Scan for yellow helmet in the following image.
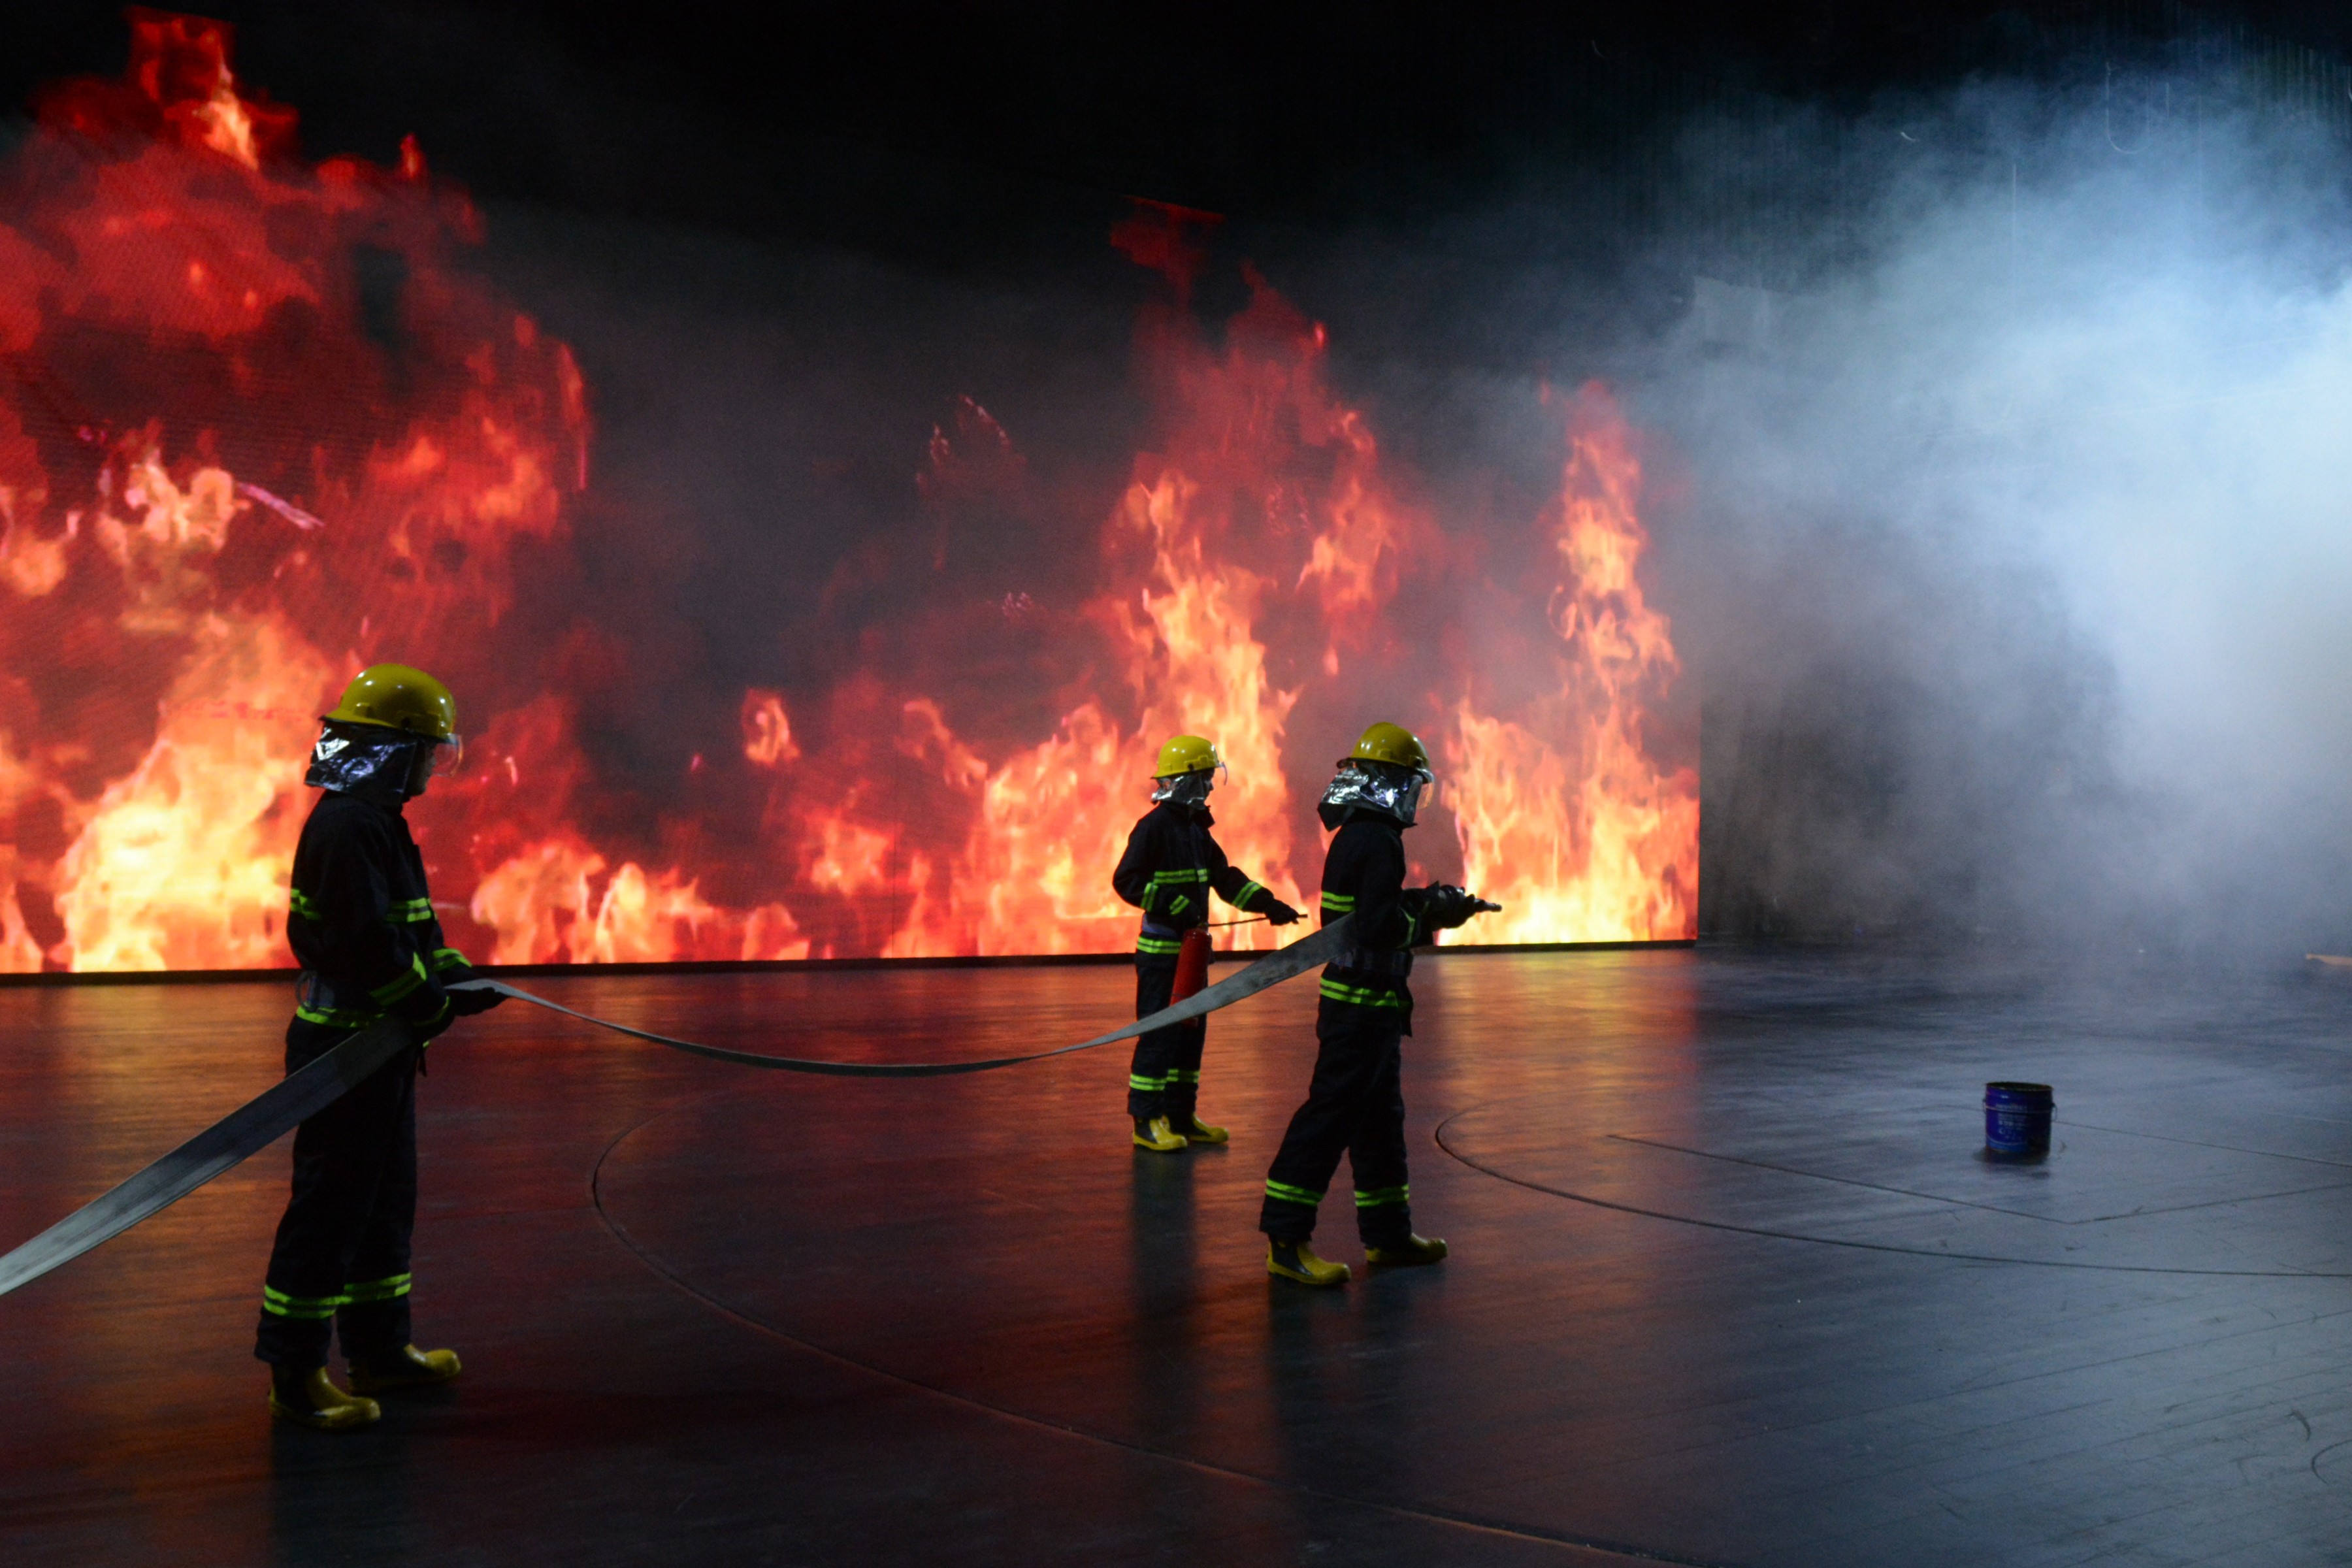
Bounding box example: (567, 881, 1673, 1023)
(1153, 734, 1221, 778)
(325, 664, 457, 743)
(1343, 721, 1429, 773)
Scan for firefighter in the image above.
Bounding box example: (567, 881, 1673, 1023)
(1113, 734, 1301, 1151)
(1259, 722, 1488, 1286)
(255, 664, 504, 1430)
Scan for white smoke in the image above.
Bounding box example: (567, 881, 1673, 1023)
(1639, 76, 2352, 953)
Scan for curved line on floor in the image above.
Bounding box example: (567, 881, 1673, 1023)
(1433, 1107, 2352, 1279)
(1607, 1133, 2352, 1226)
(586, 1095, 1743, 1568)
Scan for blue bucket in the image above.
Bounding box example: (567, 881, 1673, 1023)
(1984, 1082, 2053, 1156)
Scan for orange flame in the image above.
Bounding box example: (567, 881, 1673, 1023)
(1445, 386, 1699, 941)
(467, 840, 720, 965)
(55, 614, 333, 970)
(0, 17, 629, 972)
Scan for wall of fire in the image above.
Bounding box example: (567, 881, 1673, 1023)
(0, 16, 1707, 973)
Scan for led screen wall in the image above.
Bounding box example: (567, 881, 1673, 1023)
(0, 18, 1697, 972)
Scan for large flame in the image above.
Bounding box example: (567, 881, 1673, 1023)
(55, 613, 333, 971)
(947, 468, 1304, 955)
(0, 19, 1697, 973)
(1446, 386, 1699, 941)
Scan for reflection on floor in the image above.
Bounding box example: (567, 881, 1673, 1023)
(5, 949, 2352, 1566)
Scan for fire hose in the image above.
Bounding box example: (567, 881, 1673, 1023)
(0, 916, 1361, 1299)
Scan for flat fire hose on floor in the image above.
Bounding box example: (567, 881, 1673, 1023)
(0, 917, 1352, 1299)
(0, 1019, 417, 1301)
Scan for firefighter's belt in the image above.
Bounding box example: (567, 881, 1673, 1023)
(0, 919, 1354, 1298)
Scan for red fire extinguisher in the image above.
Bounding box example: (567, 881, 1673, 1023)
(1171, 926, 1212, 1002)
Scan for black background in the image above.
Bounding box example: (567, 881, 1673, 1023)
(7, 3, 2349, 246)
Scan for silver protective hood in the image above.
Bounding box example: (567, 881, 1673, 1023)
(1319, 761, 1433, 827)
(1151, 764, 1223, 809)
(305, 723, 426, 800)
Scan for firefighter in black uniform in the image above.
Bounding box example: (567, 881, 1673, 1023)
(255, 664, 504, 1430)
(1260, 723, 1492, 1286)
(1113, 734, 1301, 1151)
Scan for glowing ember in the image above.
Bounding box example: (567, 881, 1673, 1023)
(740, 691, 798, 768)
(0, 17, 1698, 972)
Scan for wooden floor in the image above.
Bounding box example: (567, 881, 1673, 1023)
(5, 948, 2352, 1566)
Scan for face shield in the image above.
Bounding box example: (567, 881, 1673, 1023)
(1319, 759, 1436, 826)
(1151, 762, 1226, 808)
(403, 732, 467, 798)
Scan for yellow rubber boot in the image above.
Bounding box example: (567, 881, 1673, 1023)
(1364, 1234, 1449, 1268)
(268, 1365, 381, 1431)
(1266, 1239, 1350, 1287)
(348, 1344, 463, 1394)
(1183, 1115, 1229, 1145)
(1133, 1116, 1188, 1152)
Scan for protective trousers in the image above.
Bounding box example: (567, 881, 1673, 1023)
(1126, 956, 1207, 1122)
(253, 1021, 419, 1368)
(1258, 998, 1413, 1246)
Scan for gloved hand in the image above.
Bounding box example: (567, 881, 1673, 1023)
(1420, 883, 1478, 931)
(448, 984, 504, 1017)
(1263, 899, 1303, 926)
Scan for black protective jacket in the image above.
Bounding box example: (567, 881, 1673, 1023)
(1112, 801, 1282, 957)
(1316, 806, 1437, 1021)
(287, 791, 474, 1032)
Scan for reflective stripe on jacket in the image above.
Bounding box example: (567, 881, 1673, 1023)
(1111, 800, 1279, 957)
(1317, 813, 1429, 1017)
(286, 791, 474, 1031)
